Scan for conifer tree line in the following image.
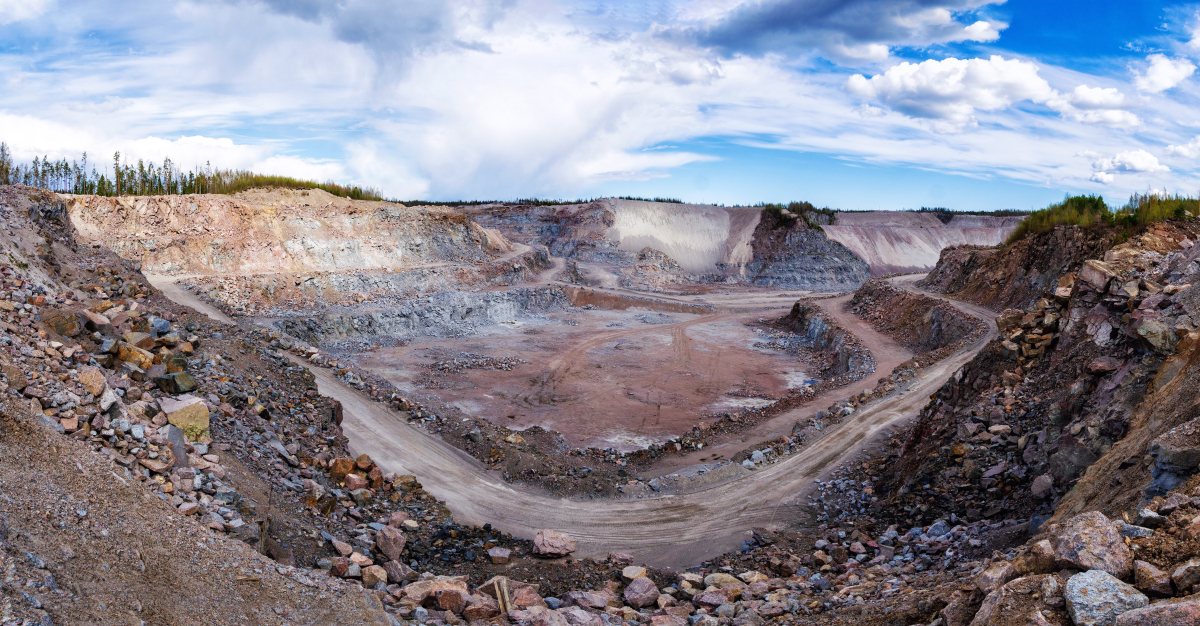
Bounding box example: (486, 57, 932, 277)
(0, 141, 382, 200)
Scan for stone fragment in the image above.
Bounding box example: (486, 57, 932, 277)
(1031, 474, 1054, 499)
(622, 566, 646, 581)
(330, 538, 353, 556)
(117, 342, 154, 369)
(344, 474, 368, 490)
(486, 547, 511, 564)
(375, 525, 406, 562)
(329, 458, 355, 480)
(383, 560, 417, 583)
(532, 529, 575, 557)
(159, 395, 210, 441)
(623, 576, 659, 609)
(1080, 260, 1117, 291)
(1050, 511, 1133, 579)
(976, 561, 1017, 594)
(704, 573, 740, 587)
(362, 564, 388, 588)
(78, 366, 106, 397)
(154, 371, 198, 394)
(1133, 560, 1172, 596)
(1114, 597, 1200, 626)
(1170, 558, 1200, 590)
(1064, 570, 1147, 626)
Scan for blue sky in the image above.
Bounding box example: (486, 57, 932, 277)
(3, 0, 1200, 209)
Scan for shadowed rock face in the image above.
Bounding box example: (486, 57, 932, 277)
(821, 212, 1023, 276)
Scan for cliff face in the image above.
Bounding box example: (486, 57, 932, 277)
(65, 188, 493, 276)
(877, 219, 1200, 531)
(822, 212, 1022, 276)
(919, 225, 1121, 310)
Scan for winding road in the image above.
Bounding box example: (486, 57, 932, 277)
(148, 274, 996, 568)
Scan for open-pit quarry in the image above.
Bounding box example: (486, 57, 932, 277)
(16, 184, 1200, 626)
(60, 189, 1011, 563)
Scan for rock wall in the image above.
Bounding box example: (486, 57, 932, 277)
(822, 212, 1022, 276)
(919, 225, 1120, 311)
(779, 301, 873, 376)
(847, 278, 983, 354)
(277, 286, 571, 345)
(65, 188, 492, 276)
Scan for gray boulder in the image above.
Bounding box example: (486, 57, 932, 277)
(1064, 570, 1148, 626)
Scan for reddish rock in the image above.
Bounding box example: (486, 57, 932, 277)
(1171, 558, 1200, 590)
(624, 577, 660, 609)
(650, 616, 687, 626)
(463, 595, 500, 621)
(368, 465, 384, 488)
(383, 560, 417, 583)
(330, 557, 349, 577)
(486, 547, 511, 564)
(532, 529, 576, 557)
(329, 458, 355, 480)
(362, 564, 388, 588)
(436, 589, 466, 614)
(375, 526, 406, 561)
(692, 591, 727, 609)
(331, 538, 354, 556)
(355, 453, 374, 470)
(1115, 598, 1200, 626)
(344, 473, 368, 490)
(388, 510, 410, 527)
(1134, 560, 1172, 596)
(511, 584, 547, 610)
(1049, 511, 1133, 579)
(976, 561, 1017, 594)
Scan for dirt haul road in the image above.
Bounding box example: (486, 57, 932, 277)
(149, 275, 996, 568)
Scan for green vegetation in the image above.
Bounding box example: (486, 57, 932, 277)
(1004, 193, 1198, 245)
(758, 201, 838, 229)
(0, 142, 382, 200)
(912, 206, 1030, 224)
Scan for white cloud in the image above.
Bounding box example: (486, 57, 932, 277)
(1067, 85, 1128, 109)
(1134, 54, 1195, 93)
(1045, 85, 1140, 128)
(0, 0, 52, 24)
(846, 56, 1054, 132)
(1166, 136, 1200, 158)
(1087, 149, 1169, 183)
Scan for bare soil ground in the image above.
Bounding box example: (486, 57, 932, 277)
(357, 308, 813, 450)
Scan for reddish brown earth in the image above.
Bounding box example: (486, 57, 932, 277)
(357, 308, 814, 450)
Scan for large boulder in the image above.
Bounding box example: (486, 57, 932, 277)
(1115, 597, 1200, 626)
(159, 395, 210, 441)
(532, 529, 576, 557)
(1064, 570, 1148, 626)
(976, 561, 1017, 594)
(1049, 512, 1133, 579)
(624, 577, 660, 609)
(375, 526, 406, 562)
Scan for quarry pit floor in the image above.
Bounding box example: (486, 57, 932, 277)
(355, 307, 817, 451)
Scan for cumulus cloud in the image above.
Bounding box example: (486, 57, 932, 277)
(679, 0, 1006, 64)
(1134, 54, 1195, 92)
(1046, 85, 1140, 127)
(846, 56, 1053, 131)
(1166, 136, 1200, 158)
(1087, 149, 1168, 184)
(0, 0, 52, 24)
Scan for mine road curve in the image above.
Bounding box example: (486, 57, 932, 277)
(148, 274, 997, 568)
